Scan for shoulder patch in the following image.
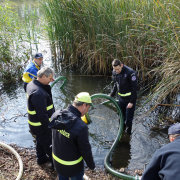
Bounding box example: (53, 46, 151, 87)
(131, 73, 135, 76)
(131, 76, 136, 81)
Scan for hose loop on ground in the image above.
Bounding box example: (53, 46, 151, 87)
(91, 94, 141, 180)
(50, 77, 141, 179)
(0, 141, 23, 180)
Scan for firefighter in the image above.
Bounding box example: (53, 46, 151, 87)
(26, 66, 55, 166)
(110, 59, 138, 135)
(142, 123, 180, 180)
(22, 53, 43, 92)
(49, 92, 95, 180)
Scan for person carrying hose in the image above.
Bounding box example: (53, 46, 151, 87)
(49, 92, 95, 180)
(22, 53, 43, 92)
(110, 59, 138, 135)
(26, 66, 55, 167)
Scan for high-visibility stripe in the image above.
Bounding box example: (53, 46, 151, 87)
(53, 153, 83, 165)
(28, 109, 36, 115)
(118, 92, 131, 97)
(28, 120, 41, 126)
(47, 104, 53, 111)
(28, 118, 50, 126)
(28, 104, 53, 115)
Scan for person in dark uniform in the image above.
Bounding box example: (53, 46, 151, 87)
(22, 53, 43, 92)
(49, 92, 95, 180)
(110, 59, 138, 135)
(141, 123, 180, 180)
(26, 66, 55, 166)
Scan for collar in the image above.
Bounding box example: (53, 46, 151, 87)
(32, 60, 40, 70)
(32, 78, 52, 97)
(67, 104, 81, 118)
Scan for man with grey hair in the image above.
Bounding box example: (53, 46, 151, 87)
(49, 92, 95, 180)
(26, 66, 55, 167)
(141, 123, 180, 180)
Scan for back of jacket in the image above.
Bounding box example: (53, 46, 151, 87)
(141, 136, 180, 180)
(49, 105, 95, 177)
(27, 78, 55, 135)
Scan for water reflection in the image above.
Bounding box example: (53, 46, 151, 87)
(112, 133, 131, 169)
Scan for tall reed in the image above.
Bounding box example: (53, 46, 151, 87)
(43, 0, 180, 104)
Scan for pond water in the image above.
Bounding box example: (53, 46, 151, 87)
(0, 0, 170, 173)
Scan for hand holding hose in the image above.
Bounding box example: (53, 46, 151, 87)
(127, 103, 133, 108)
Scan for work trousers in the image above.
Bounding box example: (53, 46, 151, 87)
(58, 169, 84, 180)
(118, 99, 136, 129)
(36, 132, 53, 164)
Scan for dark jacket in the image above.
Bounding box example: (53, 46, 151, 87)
(26, 78, 55, 136)
(110, 65, 138, 103)
(141, 136, 180, 180)
(49, 105, 95, 177)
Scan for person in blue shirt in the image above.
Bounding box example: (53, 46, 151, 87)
(141, 123, 180, 180)
(22, 53, 43, 92)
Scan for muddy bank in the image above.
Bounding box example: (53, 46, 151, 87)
(0, 143, 144, 180)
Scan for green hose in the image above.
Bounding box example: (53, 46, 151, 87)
(50, 77, 141, 179)
(91, 94, 141, 180)
(50, 76, 67, 89)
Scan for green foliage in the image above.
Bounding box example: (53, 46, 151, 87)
(0, 1, 44, 83)
(0, 1, 29, 83)
(42, 0, 180, 104)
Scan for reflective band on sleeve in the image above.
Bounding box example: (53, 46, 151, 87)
(28, 120, 41, 126)
(28, 109, 36, 115)
(27, 104, 53, 115)
(53, 153, 83, 165)
(49, 118, 51, 122)
(118, 92, 131, 97)
(47, 104, 53, 111)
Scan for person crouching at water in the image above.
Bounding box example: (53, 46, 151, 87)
(141, 123, 180, 180)
(49, 92, 95, 180)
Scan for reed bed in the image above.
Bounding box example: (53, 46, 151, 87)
(0, 1, 43, 83)
(42, 0, 180, 104)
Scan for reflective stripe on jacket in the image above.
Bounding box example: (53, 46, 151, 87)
(111, 65, 138, 103)
(27, 78, 55, 135)
(49, 105, 95, 177)
(22, 61, 40, 83)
